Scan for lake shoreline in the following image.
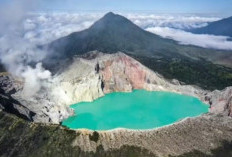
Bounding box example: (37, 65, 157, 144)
(62, 90, 209, 130)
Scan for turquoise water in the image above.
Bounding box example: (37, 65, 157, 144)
(62, 90, 208, 130)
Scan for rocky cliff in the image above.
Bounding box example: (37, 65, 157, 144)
(205, 87, 232, 116)
(52, 52, 207, 105)
(1, 111, 232, 157)
(0, 73, 72, 124)
(1, 51, 232, 123)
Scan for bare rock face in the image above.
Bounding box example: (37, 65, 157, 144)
(50, 57, 104, 105)
(12, 91, 73, 124)
(0, 73, 72, 124)
(100, 55, 143, 92)
(0, 74, 34, 120)
(205, 87, 232, 116)
(98, 52, 206, 98)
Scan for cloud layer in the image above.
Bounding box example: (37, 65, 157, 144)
(21, 12, 223, 44)
(126, 13, 220, 30)
(23, 12, 103, 44)
(19, 12, 232, 51)
(146, 27, 232, 50)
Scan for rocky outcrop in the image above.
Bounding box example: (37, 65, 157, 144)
(0, 73, 72, 124)
(98, 52, 206, 98)
(0, 73, 34, 120)
(1, 111, 232, 157)
(51, 57, 104, 105)
(1, 51, 232, 124)
(205, 87, 232, 116)
(12, 90, 72, 124)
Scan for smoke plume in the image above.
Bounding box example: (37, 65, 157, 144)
(0, 0, 51, 97)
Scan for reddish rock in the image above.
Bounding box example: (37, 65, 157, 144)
(100, 55, 147, 93)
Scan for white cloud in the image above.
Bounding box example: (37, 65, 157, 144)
(22, 13, 103, 44)
(146, 27, 232, 50)
(125, 13, 220, 30)
(21, 63, 51, 97)
(21, 12, 222, 45)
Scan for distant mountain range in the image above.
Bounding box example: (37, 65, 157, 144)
(190, 16, 232, 37)
(46, 12, 232, 90)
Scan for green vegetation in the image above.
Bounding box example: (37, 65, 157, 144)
(89, 131, 99, 142)
(170, 141, 232, 157)
(0, 111, 155, 157)
(131, 54, 232, 90)
(1, 111, 232, 157)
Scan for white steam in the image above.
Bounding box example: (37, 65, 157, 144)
(0, 0, 51, 97)
(21, 63, 51, 97)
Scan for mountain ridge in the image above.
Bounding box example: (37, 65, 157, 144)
(190, 16, 232, 37)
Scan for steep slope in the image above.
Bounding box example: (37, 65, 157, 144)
(47, 12, 232, 66)
(46, 12, 232, 90)
(1, 111, 232, 157)
(0, 73, 72, 124)
(48, 12, 178, 58)
(191, 16, 232, 37)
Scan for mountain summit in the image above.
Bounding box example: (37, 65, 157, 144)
(89, 12, 144, 32)
(48, 12, 176, 58)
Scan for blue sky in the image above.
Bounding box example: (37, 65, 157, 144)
(1, 0, 232, 15)
(37, 0, 232, 14)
